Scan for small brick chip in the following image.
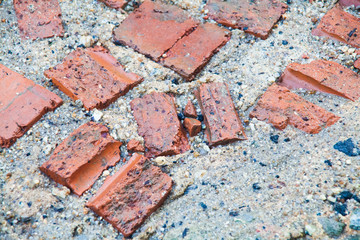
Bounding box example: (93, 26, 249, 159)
(40, 122, 122, 196)
(195, 82, 246, 146)
(127, 139, 145, 152)
(278, 60, 360, 101)
(86, 153, 172, 237)
(0, 64, 62, 148)
(98, 0, 128, 9)
(355, 58, 360, 70)
(44, 46, 143, 110)
(184, 100, 197, 118)
(250, 84, 340, 134)
(183, 118, 202, 137)
(14, 0, 64, 40)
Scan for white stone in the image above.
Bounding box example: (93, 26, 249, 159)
(92, 109, 103, 121)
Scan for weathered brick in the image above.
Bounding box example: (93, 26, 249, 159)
(278, 60, 360, 101)
(184, 100, 197, 118)
(98, 0, 127, 9)
(113, 0, 199, 61)
(312, 6, 360, 48)
(160, 23, 231, 81)
(249, 84, 340, 134)
(44, 46, 143, 110)
(183, 118, 201, 137)
(195, 82, 246, 146)
(86, 153, 172, 237)
(130, 92, 190, 157)
(14, 0, 64, 40)
(355, 58, 360, 69)
(205, 0, 287, 39)
(127, 139, 145, 152)
(40, 122, 122, 196)
(338, 0, 360, 7)
(0, 64, 62, 148)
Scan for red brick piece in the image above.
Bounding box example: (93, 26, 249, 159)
(205, 0, 287, 40)
(130, 92, 190, 157)
(249, 84, 340, 134)
(40, 122, 122, 196)
(160, 23, 231, 81)
(113, 0, 199, 61)
(312, 6, 360, 48)
(338, 0, 360, 7)
(195, 82, 246, 146)
(278, 60, 360, 101)
(98, 0, 128, 9)
(183, 118, 201, 137)
(44, 46, 143, 110)
(127, 139, 145, 152)
(14, 0, 64, 40)
(0, 64, 62, 148)
(86, 153, 172, 237)
(184, 100, 197, 118)
(355, 58, 360, 69)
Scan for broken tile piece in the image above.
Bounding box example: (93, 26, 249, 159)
(127, 139, 145, 152)
(184, 100, 197, 118)
(312, 6, 360, 48)
(184, 118, 201, 137)
(44, 46, 143, 110)
(113, 0, 199, 61)
(338, 0, 360, 7)
(14, 0, 64, 40)
(130, 92, 190, 157)
(249, 84, 340, 134)
(40, 122, 122, 196)
(195, 82, 246, 146)
(0, 64, 62, 148)
(205, 0, 287, 39)
(160, 23, 231, 81)
(278, 60, 360, 101)
(98, 0, 128, 9)
(86, 153, 172, 237)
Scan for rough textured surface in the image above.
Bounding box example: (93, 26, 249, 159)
(183, 118, 201, 137)
(40, 122, 122, 196)
(0, 64, 62, 148)
(44, 46, 143, 110)
(184, 100, 197, 118)
(98, 0, 127, 9)
(250, 84, 340, 134)
(338, 0, 360, 7)
(13, 0, 64, 40)
(127, 139, 145, 152)
(355, 58, 360, 69)
(130, 92, 190, 157)
(86, 153, 172, 237)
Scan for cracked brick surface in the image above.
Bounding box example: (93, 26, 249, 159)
(0, 64, 63, 148)
(127, 139, 145, 153)
(338, 0, 360, 7)
(98, 0, 127, 9)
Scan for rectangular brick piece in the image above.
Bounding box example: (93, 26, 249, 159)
(0, 64, 62, 148)
(205, 0, 287, 39)
(14, 0, 64, 40)
(86, 153, 172, 237)
(249, 84, 340, 134)
(44, 46, 143, 110)
(98, 0, 128, 9)
(113, 0, 199, 61)
(195, 82, 246, 146)
(312, 6, 360, 48)
(278, 60, 360, 101)
(160, 23, 231, 81)
(130, 92, 190, 157)
(40, 122, 122, 196)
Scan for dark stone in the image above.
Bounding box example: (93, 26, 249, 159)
(270, 135, 279, 144)
(200, 202, 207, 210)
(334, 203, 348, 216)
(334, 138, 360, 157)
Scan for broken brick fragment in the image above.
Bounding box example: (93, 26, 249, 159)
(183, 118, 201, 137)
(98, 0, 128, 9)
(338, 0, 360, 7)
(205, 0, 287, 39)
(312, 6, 360, 48)
(113, 0, 199, 61)
(0, 64, 62, 148)
(249, 84, 340, 134)
(40, 122, 122, 196)
(184, 100, 197, 118)
(14, 0, 64, 40)
(86, 153, 172, 237)
(160, 23, 231, 81)
(278, 60, 360, 101)
(195, 82, 246, 146)
(130, 92, 190, 157)
(355, 59, 360, 69)
(44, 46, 143, 110)
(127, 139, 145, 152)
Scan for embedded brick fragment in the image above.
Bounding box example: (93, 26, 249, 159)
(278, 60, 360, 101)
(86, 153, 172, 237)
(44, 46, 143, 110)
(184, 100, 197, 118)
(205, 0, 287, 39)
(40, 122, 122, 196)
(0, 64, 62, 148)
(127, 139, 145, 152)
(338, 0, 360, 7)
(160, 23, 231, 81)
(355, 59, 360, 69)
(113, 0, 199, 61)
(183, 118, 201, 137)
(130, 92, 190, 157)
(249, 84, 340, 134)
(14, 0, 64, 40)
(195, 82, 246, 146)
(98, 0, 127, 9)
(312, 6, 360, 48)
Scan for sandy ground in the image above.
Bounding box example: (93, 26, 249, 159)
(1, 0, 360, 239)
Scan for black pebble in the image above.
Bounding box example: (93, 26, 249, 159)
(284, 138, 290, 142)
(171, 78, 179, 85)
(182, 228, 189, 238)
(229, 210, 239, 217)
(282, 40, 289, 45)
(252, 183, 261, 191)
(338, 191, 353, 201)
(199, 202, 207, 210)
(334, 138, 360, 156)
(197, 114, 204, 122)
(324, 160, 333, 167)
(334, 203, 348, 216)
(178, 112, 185, 120)
(270, 135, 279, 144)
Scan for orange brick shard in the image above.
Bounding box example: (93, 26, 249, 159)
(98, 0, 128, 9)
(44, 46, 143, 110)
(249, 84, 340, 134)
(184, 100, 197, 118)
(183, 118, 201, 137)
(86, 153, 172, 237)
(127, 139, 145, 152)
(355, 58, 360, 69)
(0, 64, 62, 148)
(40, 122, 122, 196)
